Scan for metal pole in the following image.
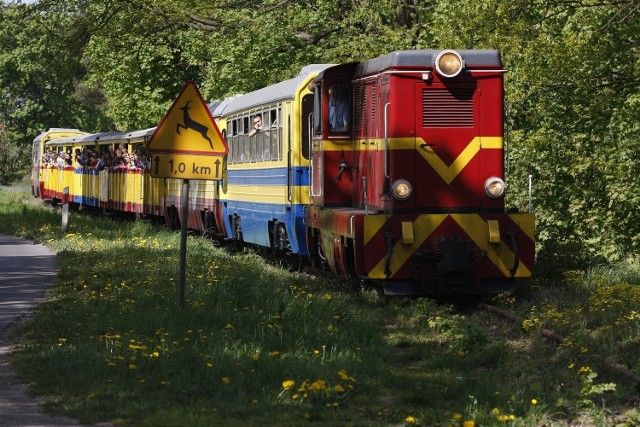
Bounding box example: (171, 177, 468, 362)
(528, 174, 532, 213)
(178, 179, 189, 306)
(61, 186, 69, 233)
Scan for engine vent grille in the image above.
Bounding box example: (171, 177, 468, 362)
(354, 85, 365, 132)
(422, 88, 474, 128)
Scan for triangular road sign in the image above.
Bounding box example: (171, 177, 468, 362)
(147, 81, 228, 156)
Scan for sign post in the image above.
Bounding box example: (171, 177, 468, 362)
(61, 186, 69, 233)
(178, 179, 189, 305)
(146, 81, 228, 305)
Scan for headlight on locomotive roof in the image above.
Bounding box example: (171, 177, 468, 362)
(485, 177, 506, 199)
(435, 50, 464, 78)
(392, 180, 413, 201)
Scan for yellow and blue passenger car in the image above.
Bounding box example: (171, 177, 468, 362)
(213, 65, 332, 255)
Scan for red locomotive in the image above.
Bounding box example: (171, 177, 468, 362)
(306, 50, 534, 294)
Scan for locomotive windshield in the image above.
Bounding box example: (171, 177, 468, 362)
(327, 83, 351, 133)
(312, 83, 322, 134)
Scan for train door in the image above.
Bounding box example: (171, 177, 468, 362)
(31, 138, 42, 196)
(299, 94, 313, 204)
(309, 88, 323, 206)
(414, 82, 480, 209)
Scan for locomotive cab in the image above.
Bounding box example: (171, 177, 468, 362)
(309, 63, 358, 208)
(306, 50, 535, 294)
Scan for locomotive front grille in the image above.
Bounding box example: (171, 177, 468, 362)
(422, 88, 474, 128)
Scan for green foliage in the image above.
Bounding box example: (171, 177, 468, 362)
(1, 0, 639, 262)
(0, 2, 113, 136)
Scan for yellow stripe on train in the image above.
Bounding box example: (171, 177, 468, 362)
(323, 136, 502, 185)
(220, 185, 310, 205)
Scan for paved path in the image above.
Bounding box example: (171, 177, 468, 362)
(0, 233, 84, 426)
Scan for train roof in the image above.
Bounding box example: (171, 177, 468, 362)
(354, 49, 502, 78)
(33, 128, 85, 143)
(213, 64, 333, 117)
(44, 127, 156, 147)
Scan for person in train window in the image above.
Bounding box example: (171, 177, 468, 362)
(248, 114, 269, 137)
(328, 85, 350, 133)
(55, 153, 66, 168)
(74, 149, 85, 167)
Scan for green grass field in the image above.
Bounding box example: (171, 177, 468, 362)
(1, 189, 639, 426)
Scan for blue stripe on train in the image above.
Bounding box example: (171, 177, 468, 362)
(223, 200, 308, 257)
(227, 166, 309, 186)
(73, 168, 99, 206)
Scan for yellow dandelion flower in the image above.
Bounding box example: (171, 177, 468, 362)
(453, 413, 463, 420)
(206, 362, 213, 368)
(282, 380, 295, 390)
(531, 399, 538, 405)
(491, 407, 500, 415)
(251, 354, 260, 361)
(463, 421, 475, 427)
(222, 377, 230, 384)
(334, 385, 345, 393)
(338, 370, 349, 381)
(405, 415, 417, 424)
(310, 379, 327, 392)
(128, 364, 137, 370)
(578, 366, 592, 375)
(268, 351, 280, 357)
(327, 324, 335, 332)
(224, 323, 234, 329)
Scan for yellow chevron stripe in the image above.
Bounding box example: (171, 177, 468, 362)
(368, 214, 447, 279)
(508, 213, 535, 242)
(451, 214, 532, 277)
(324, 136, 502, 184)
(363, 215, 390, 245)
(417, 137, 502, 184)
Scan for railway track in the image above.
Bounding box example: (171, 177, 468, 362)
(479, 302, 640, 384)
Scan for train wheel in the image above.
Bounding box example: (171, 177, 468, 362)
(203, 210, 216, 237)
(168, 206, 180, 230)
(269, 221, 288, 257)
(230, 215, 244, 251)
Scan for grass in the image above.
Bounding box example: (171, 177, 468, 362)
(1, 188, 639, 426)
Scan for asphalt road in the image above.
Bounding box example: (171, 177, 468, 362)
(0, 233, 85, 426)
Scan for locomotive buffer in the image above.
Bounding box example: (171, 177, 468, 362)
(146, 81, 228, 305)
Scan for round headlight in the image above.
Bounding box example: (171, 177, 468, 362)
(392, 179, 412, 201)
(435, 50, 464, 78)
(485, 177, 506, 199)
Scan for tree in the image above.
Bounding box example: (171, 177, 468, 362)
(0, 1, 112, 182)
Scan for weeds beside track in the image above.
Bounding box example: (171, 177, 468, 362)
(1, 188, 639, 426)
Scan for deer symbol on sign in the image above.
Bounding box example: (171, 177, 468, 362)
(176, 100, 213, 149)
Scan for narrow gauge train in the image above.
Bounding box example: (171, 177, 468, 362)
(32, 49, 535, 295)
